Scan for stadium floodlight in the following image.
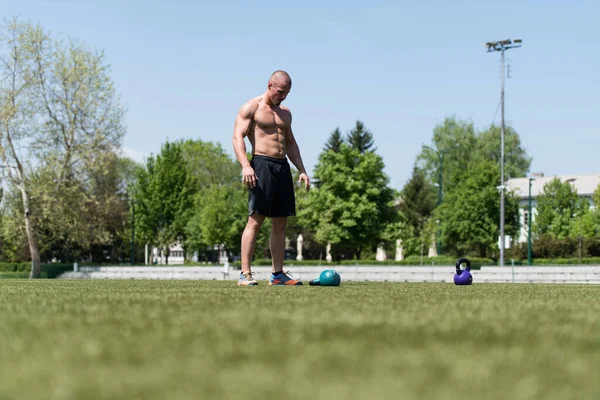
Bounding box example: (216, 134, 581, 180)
(485, 39, 523, 267)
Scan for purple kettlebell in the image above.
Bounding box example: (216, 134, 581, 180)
(454, 257, 473, 285)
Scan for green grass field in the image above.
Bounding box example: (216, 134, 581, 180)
(1, 280, 599, 400)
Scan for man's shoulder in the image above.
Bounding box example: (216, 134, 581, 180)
(279, 105, 292, 116)
(239, 97, 261, 117)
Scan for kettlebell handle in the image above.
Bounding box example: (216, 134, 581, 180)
(455, 258, 470, 274)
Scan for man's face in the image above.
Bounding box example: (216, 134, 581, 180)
(268, 81, 291, 106)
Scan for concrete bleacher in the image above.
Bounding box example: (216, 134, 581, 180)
(57, 265, 600, 284)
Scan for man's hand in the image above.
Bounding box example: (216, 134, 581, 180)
(298, 172, 311, 191)
(242, 165, 257, 188)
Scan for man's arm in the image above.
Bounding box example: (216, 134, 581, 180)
(232, 101, 258, 187)
(284, 112, 310, 191)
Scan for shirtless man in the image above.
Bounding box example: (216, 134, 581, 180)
(232, 70, 310, 286)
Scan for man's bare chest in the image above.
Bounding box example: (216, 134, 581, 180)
(253, 106, 289, 131)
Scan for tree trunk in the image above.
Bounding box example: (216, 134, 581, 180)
(20, 189, 42, 278)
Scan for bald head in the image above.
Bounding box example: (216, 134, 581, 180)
(269, 70, 292, 87)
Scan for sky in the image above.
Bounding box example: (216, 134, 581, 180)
(1, 0, 598, 190)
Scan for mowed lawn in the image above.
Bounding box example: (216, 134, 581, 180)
(1, 279, 599, 400)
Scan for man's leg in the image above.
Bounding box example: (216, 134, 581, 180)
(241, 214, 266, 273)
(269, 217, 302, 286)
(269, 217, 287, 273)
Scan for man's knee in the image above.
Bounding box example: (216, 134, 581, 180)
(246, 214, 266, 233)
(271, 217, 287, 233)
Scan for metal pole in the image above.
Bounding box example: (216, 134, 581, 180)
(486, 40, 522, 266)
(528, 178, 533, 265)
(499, 48, 506, 267)
(131, 198, 135, 265)
(437, 153, 443, 255)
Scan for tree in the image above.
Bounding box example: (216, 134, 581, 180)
(0, 19, 125, 277)
(417, 117, 531, 197)
(398, 165, 438, 255)
(185, 183, 247, 257)
(347, 120, 375, 153)
(475, 124, 532, 179)
(324, 127, 343, 153)
(415, 117, 531, 257)
(417, 117, 478, 195)
(179, 139, 259, 260)
(30, 152, 129, 263)
(436, 160, 520, 258)
(135, 141, 193, 263)
(180, 139, 239, 189)
(0, 188, 29, 261)
(534, 178, 593, 239)
(594, 184, 600, 230)
(298, 142, 399, 259)
(569, 200, 596, 240)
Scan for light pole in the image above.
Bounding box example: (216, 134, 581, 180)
(486, 39, 522, 267)
(528, 177, 534, 265)
(422, 143, 460, 255)
(131, 196, 135, 265)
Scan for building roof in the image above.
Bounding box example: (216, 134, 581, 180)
(506, 174, 600, 199)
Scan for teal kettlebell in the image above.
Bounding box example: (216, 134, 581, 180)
(309, 269, 341, 286)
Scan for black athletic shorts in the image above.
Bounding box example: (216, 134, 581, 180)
(248, 155, 296, 217)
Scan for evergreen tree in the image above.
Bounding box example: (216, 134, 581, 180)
(347, 120, 375, 153)
(324, 127, 344, 153)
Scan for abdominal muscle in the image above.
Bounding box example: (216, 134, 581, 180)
(248, 125, 287, 159)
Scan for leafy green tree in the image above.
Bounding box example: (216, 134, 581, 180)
(0, 19, 125, 277)
(185, 183, 247, 256)
(418, 117, 531, 197)
(569, 200, 596, 239)
(180, 139, 239, 189)
(398, 165, 437, 255)
(179, 139, 257, 260)
(118, 157, 145, 264)
(415, 117, 531, 257)
(135, 141, 193, 263)
(298, 142, 399, 259)
(534, 178, 581, 239)
(0, 189, 29, 262)
(436, 160, 520, 257)
(594, 184, 600, 209)
(475, 124, 532, 179)
(324, 128, 344, 153)
(37, 151, 132, 259)
(347, 120, 375, 153)
(417, 117, 478, 195)
(593, 184, 600, 230)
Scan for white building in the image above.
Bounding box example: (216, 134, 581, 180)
(151, 242, 185, 265)
(506, 173, 600, 243)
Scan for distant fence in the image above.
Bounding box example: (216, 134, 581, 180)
(57, 265, 600, 284)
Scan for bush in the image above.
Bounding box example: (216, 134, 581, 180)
(531, 235, 600, 259)
(0, 263, 81, 278)
(0, 272, 30, 279)
(0, 262, 31, 272)
(42, 264, 75, 279)
(531, 258, 600, 266)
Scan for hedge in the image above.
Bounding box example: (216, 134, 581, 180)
(530, 257, 600, 266)
(0, 263, 75, 278)
(0, 262, 30, 272)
